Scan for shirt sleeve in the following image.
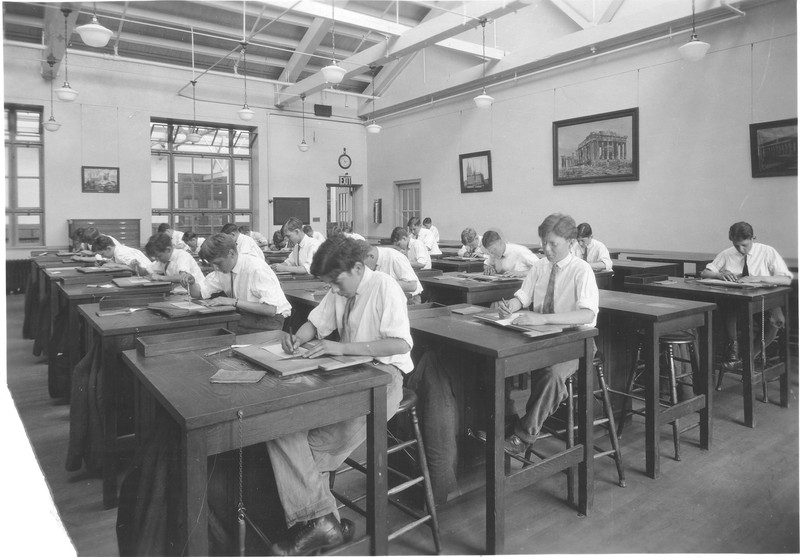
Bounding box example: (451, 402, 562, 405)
(284, 246, 300, 266)
(458, 245, 468, 256)
(199, 271, 225, 299)
(299, 242, 320, 274)
(377, 280, 413, 351)
(767, 246, 793, 278)
(308, 292, 339, 339)
(705, 250, 727, 274)
(173, 252, 205, 284)
(597, 243, 613, 271)
(575, 264, 600, 320)
(249, 266, 292, 316)
(514, 265, 540, 308)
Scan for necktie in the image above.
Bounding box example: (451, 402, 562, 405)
(341, 295, 356, 343)
(230, 272, 236, 298)
(542, 264, 558, 314)
(581, 247, 587, 261)
(742, 255, 749, 277)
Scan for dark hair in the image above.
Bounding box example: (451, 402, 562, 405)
(461, 227, 477, 245)
(538, 213, 577, 241)
(71, 227, 85, 241)
(302, 224, 314, 237)
(144, 233, 173, 257)
(481, 229, 502, 248)
(182, 231, 197, 243)
(406, 217, 421, 229)
(423, 217, 432, 226)
(92, 235, 115, 253)
(157, 223, 170, 233)
(239, 225, 251, 235)
(284, 217, 304, 233)
(220, 223, 239, 235)
(310, 237, 368, 279)
(728, 221, 754, 242)
(200, 233, 237, 261)
(328, 226, 343, 238)
(576, 223, 593, 239)
(391, 226, 410, 243)
(82, 227, 101, 242)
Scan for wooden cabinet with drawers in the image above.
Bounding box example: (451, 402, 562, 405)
(68, 219, 141, 248)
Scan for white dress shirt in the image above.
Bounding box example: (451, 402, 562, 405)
(571, 238, 613, 271)
(309, 267, 414, 373)
(406, 237, 432, 269)
(376, 247, 423, 297)
(171, 230, 187, 250)
(417, 227, 442, 255)
(284, 234, 322, 274)
(487, 242, 538, 274)
(200, 253, 291, 317)
(458, 236, 489, 259)
(236, 232, 265, 260)
(705, 242, 792, 278)
(149, 248, 205, 285)
(513, 253, 599, 327)
(111, 244, 152, 272)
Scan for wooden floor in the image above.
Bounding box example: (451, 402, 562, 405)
(3, 291, 799, 555)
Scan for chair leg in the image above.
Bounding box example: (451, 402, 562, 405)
(665, 344, 681, 462)
(565, 377, 576, 507)
(617, 342, 643, 437)
(409, 405, 442, 554)
(595, 362, 626, 488)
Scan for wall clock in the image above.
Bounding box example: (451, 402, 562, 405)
(338, 148, 352, 170)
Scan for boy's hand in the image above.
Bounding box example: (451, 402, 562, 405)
(497, 299, 513, 318)
(484, 265, 496, 275)
(512, 311, 547, 326)
(280, 332, 301, 354)
(179, 272, 195, 288)
(719, 270, 739, 282)
(303, 340, 344, 358)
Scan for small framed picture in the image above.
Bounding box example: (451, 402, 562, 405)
(81, 166, 120, 193)
(749, 118, 797, 178)
(553, 108, 639, 185)
(459, 151, 492, 193)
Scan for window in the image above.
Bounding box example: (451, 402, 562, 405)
(5, 106, 45, 247)
(396, 180, 421, 227)
(150, 121, 255, 237)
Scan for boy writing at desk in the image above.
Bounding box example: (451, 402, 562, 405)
(144, 233, 205, 288)
(572, 222, 613, 271)
(700, 221, 792, 368)
(185, 233, 291, 332)
(495, 213, 599, 454)
(482, 229, 538, 277)
(269, 236, 409, 555)
(92, 235, 151, 275)
(272, 216, 322, 275)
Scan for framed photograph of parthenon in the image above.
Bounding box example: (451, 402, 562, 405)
(553, 108, 639, 185)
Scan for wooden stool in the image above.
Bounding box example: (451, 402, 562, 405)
(330, 388, 441, 554)
(519, 354, 626, 494)
(615, 331, 699, 461)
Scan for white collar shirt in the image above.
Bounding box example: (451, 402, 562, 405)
(376, 247, 423, 296)
(458, 236, 489, 259)
(236, 233, 265, 260)
(418, 227, 442, 255)
(171, 230, 186, 250)
(406, 237, 432, 269)
(284, 234, 322, 273)
(488, 242, 539, 274)
(149, 248, 205, 284)
(706, 242, 792, 278)
(112, 244, 152, 272)
(308, 267, 414, 373)
(199, 253, 291, 317)
(570, 238, 613, 271)
(513, 253, 599, 327)
(312, 231, 326, 243)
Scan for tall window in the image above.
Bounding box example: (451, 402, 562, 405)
(396, 180, 421, 227)
(150, 120, 255, 237)
(5, 106, 44, 247)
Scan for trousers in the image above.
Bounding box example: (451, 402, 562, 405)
(265, 363, 404, 527)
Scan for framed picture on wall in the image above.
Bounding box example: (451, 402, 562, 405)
(81, 166, 120, 193)
(459, 150, 492, 193)
(749, 118, 798, 178)
(553, 108, 639, 185)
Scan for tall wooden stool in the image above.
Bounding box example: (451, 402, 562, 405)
(615, 331, 699, 461)
(330, 388, 441, 554)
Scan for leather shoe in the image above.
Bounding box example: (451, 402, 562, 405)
(504, 434, 531, 455)
(271, 512, 344, 556)
(340, 518, 355, 543)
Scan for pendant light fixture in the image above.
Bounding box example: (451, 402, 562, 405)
(238, 42, 255, 120)
(76, 3, 112, 48)
(187, 29, 201, 143)
(473, 18, 494, 108)
(678, 0, 710, 62)
(298, 94, 310, 152)
(321, 0, 346, 84)
(365, 66, 381, 134)
(55, 8, 79, 102)
(43, 58, 61, 132)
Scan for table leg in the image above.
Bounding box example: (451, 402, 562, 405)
(102, 338, 120, 509)
(699, 311, 713, 449)
(780, 293, 790, 408)
(645, 325, 661, 479)
(739, 303, 756, 428)
(577, 338, 595, 515)
(367, 385, 388, 556)
(183, 429, 209, 556)
(485, 364, 506, 555)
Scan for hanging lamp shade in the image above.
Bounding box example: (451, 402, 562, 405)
(238, 105, 255, 121)
(45, 59, 61, 131)
(365, 122, 382, 134)
(321, 62, 346, 84)
(679, 35, 710, 61)
(474, 89, 494, 108)
(44, 115, 61, 132)
(55, 83, 79, 102)
(298, 139, 310, 152)
(187, 129, 201, 143)
(474, 19, 493, 109)
(76, 15, 112, 47)
(56, 8, 79, 102)
(298, 94, 310, 152)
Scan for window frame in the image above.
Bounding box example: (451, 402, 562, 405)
(5, 104, 45, 248)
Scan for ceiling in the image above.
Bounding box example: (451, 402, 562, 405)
(3, 1, 767, 119)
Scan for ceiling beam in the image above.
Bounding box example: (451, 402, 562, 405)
(41, 2, 81, 79)
(597, 0, 626, 25)
(274, 0, 530, 108)
(548, 0, 592, 30)
(279, 17, 328, 83)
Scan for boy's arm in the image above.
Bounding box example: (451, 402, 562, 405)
(513, 308, 595, 326)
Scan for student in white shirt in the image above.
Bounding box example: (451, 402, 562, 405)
(391, 226, 431, 270)
(363, 242, 424, 303)
(267, 237, 409, 555)
(157, 223, 187, 250)
(701, 221, 792, 367)
(571, 222, 613, 271)
(144, 233, 205, 287)
(408, 217, 441, 256)
(72, 227, 120, 263)
(482, 229, 538, 277)
(423, 217, 442, 255)
(272, 217, 322, 275)
(458, 227, 488, 259)
(182, 232, 205, 255)
(303, 224, 326, 244)
(186, 233, 291, 332)
(221, 222, 264, 260)
(92, 235, 151, 275)
(239, 224, 269, 247)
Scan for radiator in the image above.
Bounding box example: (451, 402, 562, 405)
(6, 259, 31, 294)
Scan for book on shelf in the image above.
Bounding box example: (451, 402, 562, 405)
(473, 311, 569, 338)
(147, 300, 237, 318)
(233, 340, 372, 377)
